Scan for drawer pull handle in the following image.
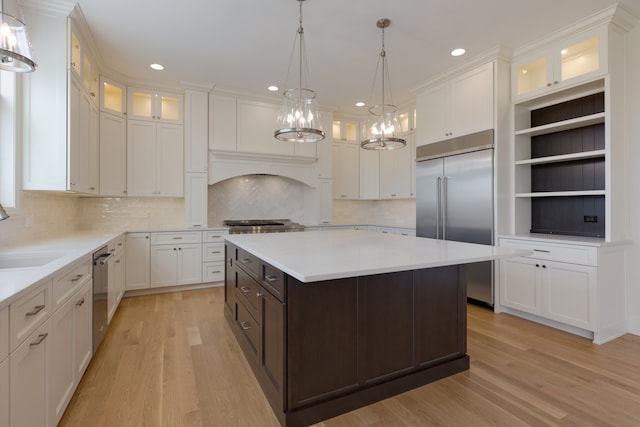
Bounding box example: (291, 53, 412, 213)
(173, 237, 183, 240)
(241, 258, 251, 264)
(30, 333, 48, 346)
(240, 286, 251, 293)
(265, 274, 279, 282)
(211, 251, 221, 254)
(240, 321, 251, 330)
(76, 298, 85, 307)
(26, 305, 45, 317)
(210, 270, 221, 274)
(533, 249, 551, 253)
(256, 292, 264, 298)
(71, 274, 84, 282)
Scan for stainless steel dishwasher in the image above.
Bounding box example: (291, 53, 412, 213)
(92, 246, 111, 352)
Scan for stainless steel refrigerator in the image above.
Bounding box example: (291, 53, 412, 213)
(416, 129, 495, 307)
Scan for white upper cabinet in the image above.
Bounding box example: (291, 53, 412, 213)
(236, 99, 293, 156)
(100, 77, 127, 116)
(210, 94, 237, 151)
(332, 119, 359, 143)
(184, 89, 209, 173)
(127, 87, 183, 124)
(512, 27, 607, 102)
(99, 111, 127, 196)
(416, 62, 494, 146)
(22, 4, 100, 194)
(127, 121, 184, 197)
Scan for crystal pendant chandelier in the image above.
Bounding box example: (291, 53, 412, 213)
(274, 0, 325, 143)
(0, 0, 36, 72)
(361, 19, 405, 150)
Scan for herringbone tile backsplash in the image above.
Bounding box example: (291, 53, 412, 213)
(208, 175, 305, 226)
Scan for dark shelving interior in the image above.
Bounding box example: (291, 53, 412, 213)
(528, 92, 606, 237)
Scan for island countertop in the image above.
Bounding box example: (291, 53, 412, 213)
(225, 229, 529, 282)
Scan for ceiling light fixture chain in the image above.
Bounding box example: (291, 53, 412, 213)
(274, 0, 325, 144)
(361, 18, 406, 151)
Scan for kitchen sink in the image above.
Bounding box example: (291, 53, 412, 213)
(0, 252, 67, 269)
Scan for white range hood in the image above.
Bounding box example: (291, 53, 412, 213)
(208, 150, 318, 188)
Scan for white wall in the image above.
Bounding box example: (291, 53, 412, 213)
(625, 23, 640, 335)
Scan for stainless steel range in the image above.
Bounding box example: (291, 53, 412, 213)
(223, 219, 305, 234)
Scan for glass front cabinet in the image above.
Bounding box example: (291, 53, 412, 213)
(512, 27, 606, 102)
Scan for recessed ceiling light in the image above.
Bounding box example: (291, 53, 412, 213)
(451, 48, 466, 57)
(355, 101, 365, 107)
(268, 85, 279, 92)
(150, 63, 164, 71)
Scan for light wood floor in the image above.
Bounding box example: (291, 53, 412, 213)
(59, 287, 640, 427)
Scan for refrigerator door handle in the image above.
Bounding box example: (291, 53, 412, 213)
(442, 176, 448, 240)
(436, 176, 442, 240)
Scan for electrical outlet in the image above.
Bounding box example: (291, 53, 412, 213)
(584, 215, 598, 223)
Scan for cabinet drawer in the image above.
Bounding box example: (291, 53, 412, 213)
(499, 238, 597, 266)
(202, 243, 224, 262)
(262, 263, 286, 302)
(204, 231, 227, 243)
(236, 267, 261, 321)
(52, 256, 91, 309)
(151, 231, 202, 245)
(0, 306, 8, 361)
(235, 300, 259, 358)
(236, 248, 259, 279)
(10, 278, 53, 352)
(108, 234, 125, 253)
(203, 261, 225, 282)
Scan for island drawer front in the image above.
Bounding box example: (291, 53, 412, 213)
(236, 267, 261, 321)
(10, 278, 53, 352)
(499, 238, 597, 266)
(150, 231, 203, 245)
(0, 306, 7, 361)
(262, 263, 286, 302)
(235, 301, 259, 357)
(236, 248, 259, 279)
(52, 256, 92, 310)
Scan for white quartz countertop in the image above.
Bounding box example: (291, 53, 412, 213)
(225, 229, 529, 282)
(0, 231, 123, 308)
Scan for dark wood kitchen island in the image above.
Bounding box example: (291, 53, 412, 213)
(224, 229, 525, 427)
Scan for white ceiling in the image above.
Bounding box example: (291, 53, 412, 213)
(76, 0, 640, 117)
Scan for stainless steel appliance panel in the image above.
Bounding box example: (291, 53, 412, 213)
(92, 246, 111, 353)
(416, 130, 495, 307)
(416, 158, 444, 240)
(443, 149, 494, 245)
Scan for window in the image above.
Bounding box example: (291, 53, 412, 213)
(0, 70, 18, 212)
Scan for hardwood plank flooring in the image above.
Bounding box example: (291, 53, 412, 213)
(59, 287, 640, 427)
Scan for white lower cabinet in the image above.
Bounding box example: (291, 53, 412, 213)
(1, 306, 8, 427)
(125, 232, 151, 290)
(499, 237, 624, 343)
(202, 230, 227, 283)
(10, 318, 53, 427)
(50, 279, 92, 425)
(107, 235, 125, 322)
(150, 232, 203, 287)
(0, 356, 8, 427)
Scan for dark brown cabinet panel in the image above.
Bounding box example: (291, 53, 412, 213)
(260, 288, 286, 412)
(287, 277, 359, 409)
(414, 265, 465, 366)
(358, 271, 414, 384)
(224, 245, 236, 316)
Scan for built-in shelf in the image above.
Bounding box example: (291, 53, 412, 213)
(515, 112, 605, 137)
(515, 149, 605, 165)
(516, 190, 606, 198)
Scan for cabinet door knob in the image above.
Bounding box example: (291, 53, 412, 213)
(240, 321, 251, 330)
